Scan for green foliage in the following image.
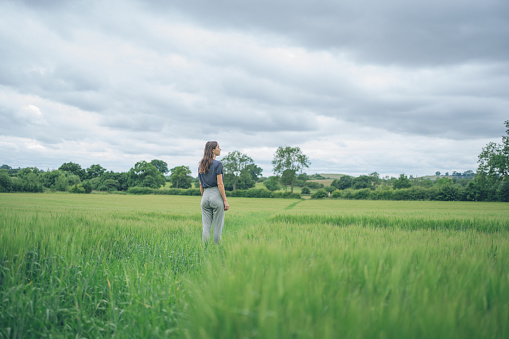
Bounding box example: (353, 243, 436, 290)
(150, 159, 169, 174)
(68, 184, 86, 193)
(0, 169, 12, 192)
(311, 188, 328, 199)
(496, 178, 509, 202)
(85, 164, 106, 179)
(169, 165, 193, 189)
(301, 186, 310, 194)
(16, 167, 44, 192)
(128, 161, 166, 189)
(272, 146, 310, 193)
(393, 174, 412, 189)
(306, 181, 324, 189)
(59, 162, 86, 180)
(332, 176, 352, 190)
(223, 150, 259, 191)
(263, 176, 281, 191)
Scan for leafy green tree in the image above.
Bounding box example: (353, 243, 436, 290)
(128, 161, 166, 189)
(41, 170, 62, 189)
(476, 120, 509, 200)
(224, 171, 255, 191)
(170, 165, 192, 189)
(280, 169, 295, 191)
(59, 162, 86, 180)
(263, 176, 281, 191)
(86, 164, 106, 179)
(223, 151, 257, 191)
(16, 167, 43, 192)
(0, 169, 12, 192)
(352, 175, 372, 189)
(393, 174, 412, 189)
(496, 178, 509, 202)
(332, 176, 352, 190)
(150, 159, 169, 175)
(272, 146, 310, 193)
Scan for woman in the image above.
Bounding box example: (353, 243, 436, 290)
(198, 141, 229, 244)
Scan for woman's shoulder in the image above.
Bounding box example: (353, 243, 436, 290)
(213, 159, 222, 165)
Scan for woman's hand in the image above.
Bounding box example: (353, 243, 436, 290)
(224, 200, 230, 211)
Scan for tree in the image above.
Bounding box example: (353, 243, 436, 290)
(332, 176, 352, 190)
(477, 120, 509, 180)
(263, 176, 281, 191)
(272, 146, 310, 193)
(59, 162, 86, 180)
(474, 120, 509, 200)
(0, 169, 12, 192)
(16, 167, 43, 192)
(223, 151, 257, 191)
(170, 165, 192, 189)
(150, 159, 169, 175)
(352, 175, 372, 189)
(393, 174, 412, 189)
(86, 164, 106, 179)
(128, 161, 166, 189)
(435, 171, 441, 176)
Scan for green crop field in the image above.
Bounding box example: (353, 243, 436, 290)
(1, 194, 508, 338)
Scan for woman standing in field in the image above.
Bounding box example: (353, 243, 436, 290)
(198, 141, 229, 244)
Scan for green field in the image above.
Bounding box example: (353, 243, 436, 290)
(1, 194, 508, 338)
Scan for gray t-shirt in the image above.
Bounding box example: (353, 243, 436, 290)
(198, 159, 223, 188)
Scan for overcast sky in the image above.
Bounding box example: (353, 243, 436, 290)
(1, 0, 508, 178)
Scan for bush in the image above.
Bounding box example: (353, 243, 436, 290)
(306, 182, 324, 189)
(68, 184, 86, 194)
(352, 188, 371, 200)
(301, 187, 310, 194)
(128, 187, 155, 194)
(311, 189, 328, 199)
(331, 190, 342, 199)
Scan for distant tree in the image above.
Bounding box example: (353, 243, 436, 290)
(332, 176, 352, 190)
(1, 164, 12, 170)
(16, 167, 43, 192)
(128, 161, 166, 189)
(86, 164, 106, 179)
(435, 171, 441, 176)
(263, 176, 281, 191)
(223, 151, 257, 191)
(0, 169, 12, 192)
(169, 165, 192, 189)
(41, 170, 63, 189)
(272, 146, 310, 193)
(393, 174, 412, 189)
(445, 172, 450, 176)
(301, 186, 310, 194)
(59, 162, 86, 180)
(352, 175, 372, 189)
(477, 120, 509, 179)
(150, 159, 169, 175)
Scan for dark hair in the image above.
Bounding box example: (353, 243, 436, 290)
(199, 141, 218, 174)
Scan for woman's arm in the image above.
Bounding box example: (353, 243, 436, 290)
(216, 174, 229, 211)
(200, 182, 204, 196)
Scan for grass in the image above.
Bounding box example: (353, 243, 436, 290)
(1, 193, 508, 338)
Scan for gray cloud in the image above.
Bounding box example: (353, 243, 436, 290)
(0, 0, 507, 176)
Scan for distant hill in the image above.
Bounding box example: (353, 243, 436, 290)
(319, 173, 348, 180)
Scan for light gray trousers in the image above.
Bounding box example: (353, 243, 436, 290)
(201, 186, 225, 244)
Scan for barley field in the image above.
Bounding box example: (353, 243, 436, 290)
(1, 193, 508, 338)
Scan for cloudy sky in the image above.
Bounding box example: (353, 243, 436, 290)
(1, 0, 508, 178)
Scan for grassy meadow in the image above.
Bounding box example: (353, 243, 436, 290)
(1, 193, 508, 338)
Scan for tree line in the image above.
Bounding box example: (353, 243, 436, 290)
(1, 121, 508, 201)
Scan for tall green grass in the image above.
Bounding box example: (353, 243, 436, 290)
(1, 194, 508, 338)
